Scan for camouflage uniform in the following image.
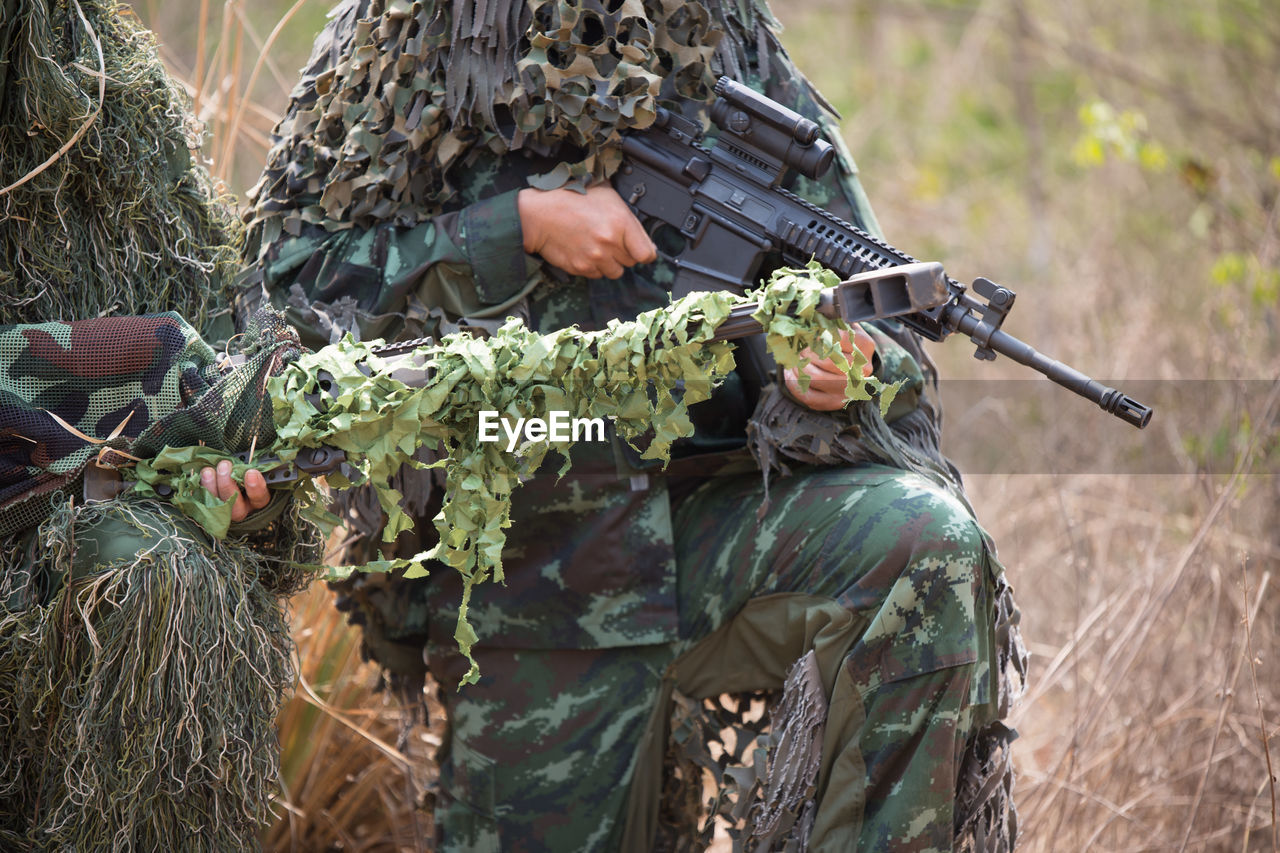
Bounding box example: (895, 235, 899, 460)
(243, 1, 1026, 850)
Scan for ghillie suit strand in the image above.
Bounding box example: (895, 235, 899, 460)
(0, 3, 314, 850)
(0, 0, 242, 334)
(0, 310, 319, 852)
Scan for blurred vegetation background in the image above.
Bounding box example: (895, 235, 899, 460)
(131, 0, 1278, 849)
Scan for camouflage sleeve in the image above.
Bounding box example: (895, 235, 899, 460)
(249, 189, 539, 348)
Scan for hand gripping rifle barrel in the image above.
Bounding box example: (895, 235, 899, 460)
(614, 76, 1153, 428)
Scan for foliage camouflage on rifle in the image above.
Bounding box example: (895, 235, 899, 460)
(140, 269, 889, 684)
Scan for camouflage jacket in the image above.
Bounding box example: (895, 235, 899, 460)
(244, 0, 950, 651)
(0, 313, 301, 541)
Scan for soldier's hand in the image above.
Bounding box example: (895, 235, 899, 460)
(200, 460, 271, 523)
(518, 183, 657, 279)
(784, 325, 877, 411)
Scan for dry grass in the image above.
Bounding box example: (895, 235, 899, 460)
(967, 471, 1278, 851)
(128, 0, 1279, 849)
(267, 581, 438, 853)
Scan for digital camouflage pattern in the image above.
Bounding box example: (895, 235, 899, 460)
(418, 465, 1023, 852)
(246, 0, 1028, 849)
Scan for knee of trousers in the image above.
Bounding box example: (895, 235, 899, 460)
(887, 481, 987, 593)
(834, 476, 990, 691)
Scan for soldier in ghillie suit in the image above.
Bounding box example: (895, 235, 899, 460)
(0, 2, 319, 849)
(242, 1, 1028, 850)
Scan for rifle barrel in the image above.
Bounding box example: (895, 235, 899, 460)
(947, 310, 1153, 428)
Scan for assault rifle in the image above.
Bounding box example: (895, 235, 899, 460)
(80, 261, 952, 502)
(613, 77, 1152, 428)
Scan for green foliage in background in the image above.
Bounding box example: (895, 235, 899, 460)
(1070, 101, 1168, 172)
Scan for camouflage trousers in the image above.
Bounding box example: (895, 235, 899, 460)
(426, 464, 1005, 852)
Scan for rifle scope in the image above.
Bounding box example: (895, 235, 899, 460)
(710, 77, 835, 181)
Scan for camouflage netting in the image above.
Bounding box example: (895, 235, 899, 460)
(244, 0, 781, 243)
(0, 0, 243, 333)
(0, 311, 304, 537)
(656, 653, 827, 852)
(655, 582, 1027, 853)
